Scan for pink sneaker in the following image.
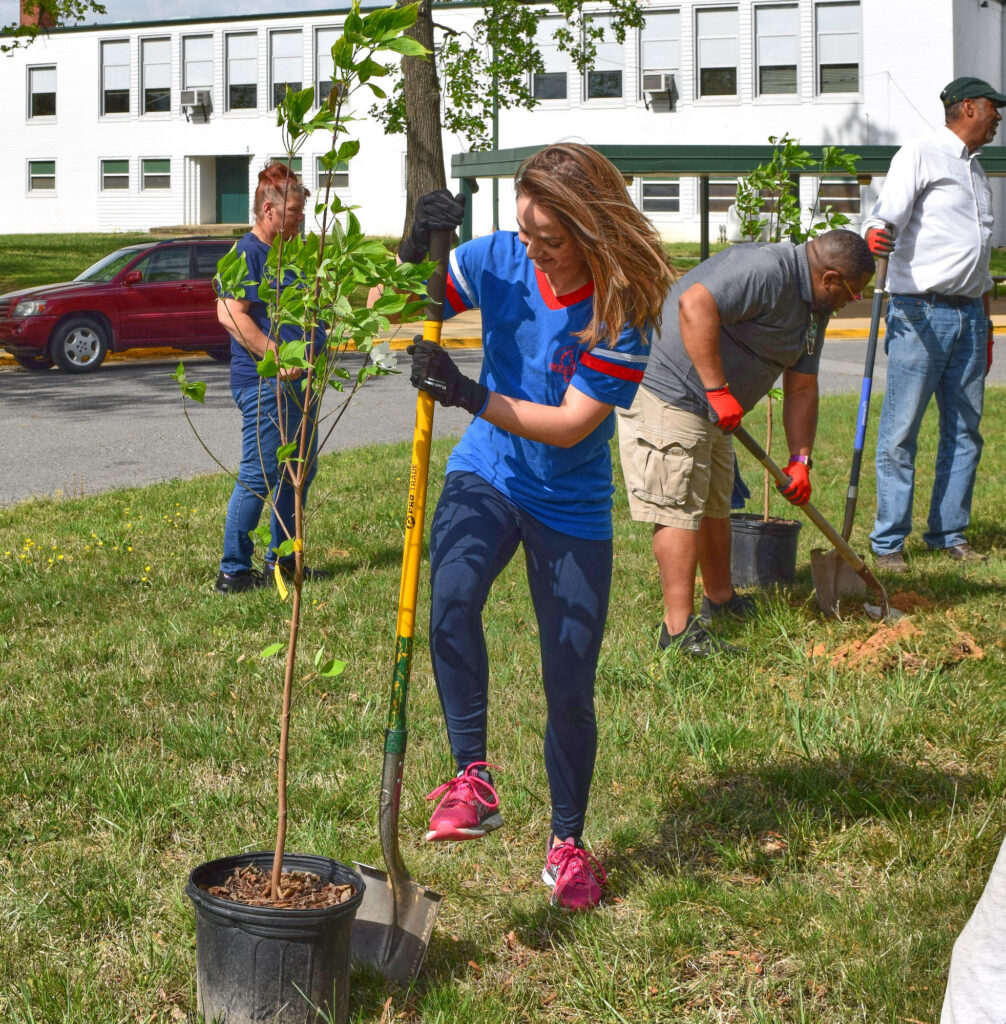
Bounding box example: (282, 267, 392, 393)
(542, 836, 606, 909)
(425, 762, 503, 842)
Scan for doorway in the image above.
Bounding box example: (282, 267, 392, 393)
(215, 156, 250, 223)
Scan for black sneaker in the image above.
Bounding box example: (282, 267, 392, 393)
(215, 568, 269, 594)
(658, 615, 746, 657)
(699, 591, 757, 623)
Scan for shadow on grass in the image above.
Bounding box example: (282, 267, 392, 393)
(612, 754, 983, 890)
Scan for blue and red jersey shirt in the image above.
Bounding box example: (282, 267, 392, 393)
(443, 231, 650, 540)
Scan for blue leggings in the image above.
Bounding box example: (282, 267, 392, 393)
(428, 471, 612, 839)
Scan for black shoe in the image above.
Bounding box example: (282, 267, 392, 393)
(658, 615, 746, 657)
(699, 591, 757, 624)
(215, 568, 269, 593)
(267, 560, 333, 582)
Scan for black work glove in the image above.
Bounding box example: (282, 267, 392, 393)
(398, 190, 467, 265)
(407, 337, 488, 416)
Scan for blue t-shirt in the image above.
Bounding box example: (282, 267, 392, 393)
(443, 232, 650, 540)
(226, 232, 324, 390)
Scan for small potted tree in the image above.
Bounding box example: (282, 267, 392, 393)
(729, 134, 858, 587)
(174, 5, 431, 1022)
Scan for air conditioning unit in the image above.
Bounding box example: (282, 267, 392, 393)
(180, 89, 211, 109)
(642, 72, 675, 95)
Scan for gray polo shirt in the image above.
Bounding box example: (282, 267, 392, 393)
(642, 241, 827, 418)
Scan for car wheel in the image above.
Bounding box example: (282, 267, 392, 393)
(12, 352, 54, 371)
(206, 345, 232, 363)
(50, 317, 108, 374)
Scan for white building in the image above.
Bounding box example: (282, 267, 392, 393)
(3, 0, 1006, 241)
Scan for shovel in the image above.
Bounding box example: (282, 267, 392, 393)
(732, 425, 893, 620)
(810, 247, 890, 615)
(350, 229, 453, 985)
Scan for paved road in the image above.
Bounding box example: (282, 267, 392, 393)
(0, 350, 481, 507)
(2, 340, 1003, 507)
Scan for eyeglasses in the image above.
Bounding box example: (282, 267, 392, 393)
(839, 275, 862, 302)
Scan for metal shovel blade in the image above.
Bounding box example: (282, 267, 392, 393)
(350, 862, 442, 986)
(810, 546, 867, 617)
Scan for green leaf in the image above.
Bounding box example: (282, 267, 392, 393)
(276, 441, 299, 462)
(259, 642, 285, 659)
(768, 387, 784, 402)
(318, 658, 347, 678)
(251, 524, 271, 548)
(173, 363, 207, 404)
(381, 36, 428, 57)
(256, 350, 279, 378)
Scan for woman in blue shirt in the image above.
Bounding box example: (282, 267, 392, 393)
(215, 162, 326, 593)
(405, 144, 673, 909)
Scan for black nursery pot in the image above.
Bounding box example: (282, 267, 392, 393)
(187, 852, 365, 1024)
(730, 513, 802, 588)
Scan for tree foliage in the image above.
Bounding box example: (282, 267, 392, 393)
(1, 1, 106, 53)
(374, 0, 646, 152)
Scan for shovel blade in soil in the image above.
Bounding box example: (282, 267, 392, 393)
(350, 862, 441, 985)
(810, 546, 868, 617)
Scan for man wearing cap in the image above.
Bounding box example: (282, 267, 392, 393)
(863, 76, 1004, 572)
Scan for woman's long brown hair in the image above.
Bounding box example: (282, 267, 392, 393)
(515, 143, 674, 349)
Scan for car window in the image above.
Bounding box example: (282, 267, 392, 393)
(133, 247, 192, 283)
(75, 248, 149, 283)
(195, 244, 234, 279)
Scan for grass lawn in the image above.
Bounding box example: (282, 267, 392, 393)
(1, 384, 1003, 1023)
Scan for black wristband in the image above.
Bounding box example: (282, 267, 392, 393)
(456, 377, 489, 417)
(398, 237, 425, 265)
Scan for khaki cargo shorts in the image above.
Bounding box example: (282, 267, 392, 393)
(617, 384, 735, 530)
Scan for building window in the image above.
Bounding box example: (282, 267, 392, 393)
(28, 160, 55, 191)
(101, 39, 130, 115)
(586, 15, 624, 99)
(816, 1, 861, 94)
(141, 158, 171, 190)
(641, 179, 680, 213)
(183, 35, 213, 91)
(271, 29, 302, 108)
(639, 10, 680, 89)
(316, 156, 349, 190)
(141, 37, 171, 114)
(101, 159, 129, 190)
(696, 7, 738, 98)
(28, 65, 56, 118)
(817, 178, 860, 214)
(532, 17, 567, 100)
(316, 26, 339, 103)
(708, 178, 738, 212)
(756, 4, 799, 95)
(227, 32, 258, 110)
(271, 156, 303, 176)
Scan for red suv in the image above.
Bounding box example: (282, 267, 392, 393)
(0, 238, 235, 373)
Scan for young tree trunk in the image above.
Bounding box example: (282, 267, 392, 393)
(401, 0, 446, 238)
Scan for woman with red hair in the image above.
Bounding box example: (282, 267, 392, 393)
(214, 161, 328, 593)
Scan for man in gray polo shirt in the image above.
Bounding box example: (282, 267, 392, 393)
(618, 230, 874, 656)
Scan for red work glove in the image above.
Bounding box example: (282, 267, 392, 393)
(705, 384, 744, 432)
(778, 459, 811, 506)
(866, 227, 895, 256)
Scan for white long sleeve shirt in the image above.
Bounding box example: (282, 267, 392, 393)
(862, 126, 994, 298)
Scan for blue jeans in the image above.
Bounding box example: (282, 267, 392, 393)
(429, 472, 612, 840)
(220, 379, 317, 574)
(871, 295, 985, 555)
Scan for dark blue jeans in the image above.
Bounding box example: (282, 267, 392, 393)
(428, 471, 612, 840)
(220, 379, 317, 574)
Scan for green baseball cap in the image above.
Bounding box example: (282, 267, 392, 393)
(941, 76, 1006, 107)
